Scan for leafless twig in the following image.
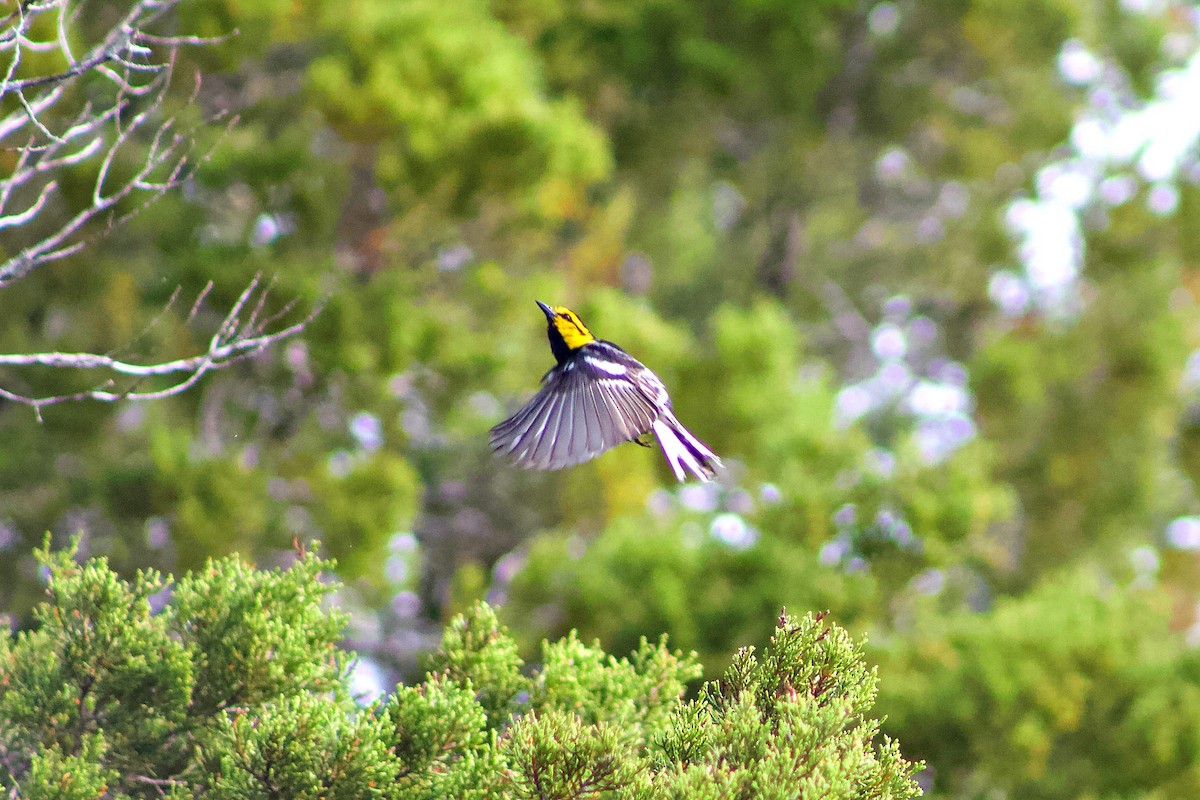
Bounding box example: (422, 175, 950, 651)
(0, 276, 324, 422)
(0, 2, 321, 415)
(0, 0, 217, 286)
(127, 772, 191, 798)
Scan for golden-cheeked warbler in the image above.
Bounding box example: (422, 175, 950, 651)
(489, 301, 722, 482)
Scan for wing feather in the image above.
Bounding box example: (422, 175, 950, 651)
(598, 380, 637, 441)
(490, 359, 661, 471)
(490, 383, 553, 459)
(602, 378, 655, 438)
(552, 381, 579, 467)
(490, 384, 543, 442)
(567, 380, 590, 459)
(579, 378, 605, 455)
(529, 390, 565, 469)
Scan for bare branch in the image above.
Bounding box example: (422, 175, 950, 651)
(4, 44, 118, 93)
(188, 281, 215, 322)
(137, 30, 240, 48)
(0, 1, 314, 416)
(0, 280, 325, 420)
(0, 85, 65, 141)
(0, 144, 35, 213)
(0, 0, 214, 286)
(56, 0, 75, 68)
(0, 58, 219, 286)
(0, 179, 56, 229)
(14, 81, 64, 142)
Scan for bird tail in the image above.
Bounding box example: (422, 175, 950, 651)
(651, 412, 722, 482)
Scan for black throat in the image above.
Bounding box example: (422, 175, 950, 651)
(547, 324, 575, 365)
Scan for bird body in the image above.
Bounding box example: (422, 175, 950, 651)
(489, 301, 722, 481)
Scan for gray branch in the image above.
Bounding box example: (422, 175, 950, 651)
(0, 0, 320, 414)
(0, 276, 324, 422)
(0, 0, 208, 286)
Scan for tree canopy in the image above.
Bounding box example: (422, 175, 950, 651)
(3, 0, 1200, 796)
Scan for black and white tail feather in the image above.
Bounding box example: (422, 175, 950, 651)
(651, 410, 722, 482)
(490, 303, 722, 482)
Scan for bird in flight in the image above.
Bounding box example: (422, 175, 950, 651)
(489, 301, 722, 482)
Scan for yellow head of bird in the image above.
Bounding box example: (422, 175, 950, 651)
(537, 301, 595, 351)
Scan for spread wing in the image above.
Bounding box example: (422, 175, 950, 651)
(489, 361, 660, 471)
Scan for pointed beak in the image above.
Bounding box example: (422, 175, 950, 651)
(536, 300, 556, 320)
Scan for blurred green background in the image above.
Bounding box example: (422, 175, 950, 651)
(5, 0, 1200, 796)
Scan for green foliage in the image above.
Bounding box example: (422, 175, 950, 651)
(6, 0, 1200, 796)
(308, 451, 422, 584)
(168, 545, 349, 715)
(532, 632, 702, 740)
(383, 674, 498, 798)
(0, 546, 921, 798)
(16, 736, 118, 800)
(305, 0, 612, 211)
(973, 261, 1191, 577)
(646, 611, 921, 800)
(424, 602, 527, 727)
(0, 541, 346, 796)
(876, 573, 1200, 799)
(208, 694, 399, 800)
(505, 709, 645, 799)
(3, 541, 194, 784)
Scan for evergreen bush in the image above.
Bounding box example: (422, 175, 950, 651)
(0, 543, 921, 798)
